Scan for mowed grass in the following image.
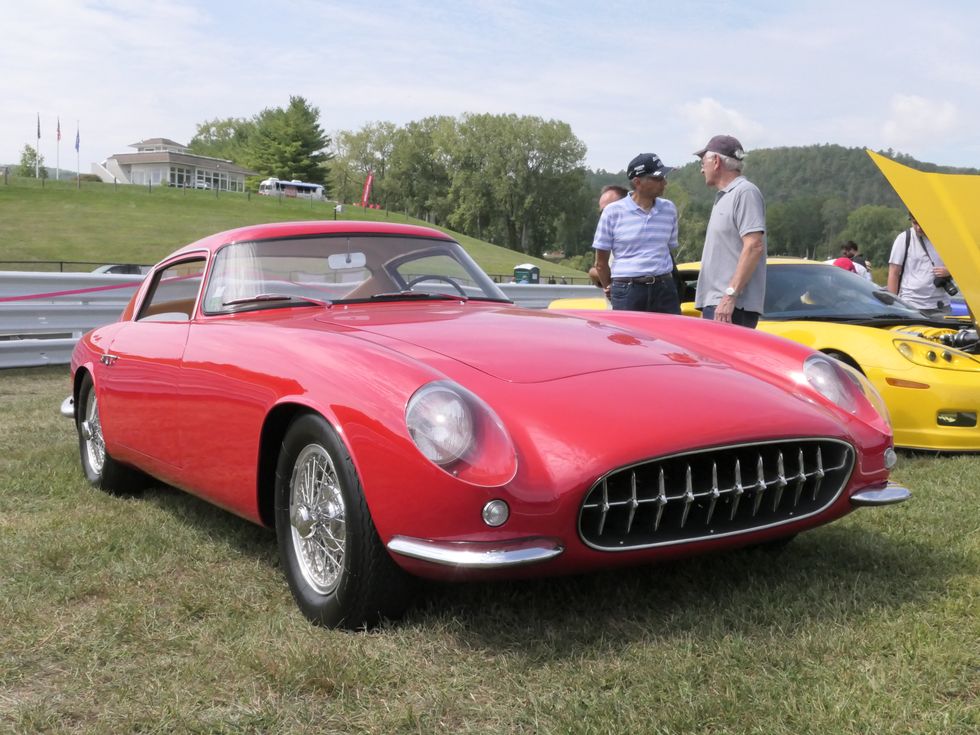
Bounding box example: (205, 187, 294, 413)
(1, 367, 977, 734)
(0, 177, 583, 279)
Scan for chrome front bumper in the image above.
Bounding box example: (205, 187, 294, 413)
(850, 481, 911, 506)
(387, 535, 564, 569)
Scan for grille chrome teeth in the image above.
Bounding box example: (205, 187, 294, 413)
(653, 469, 667, 532)
(580, 439, 854, 552)
(597, 479, 610, 536)
(625, 472, 639, 534)
(812, 446, 825, 501)
(705, 462, 720, 526)
(792, 448, 806, 506)
(730, 459, 744, 520)
(773, 451, 787, 512)
(752, 455, 767, 516)
(679, 465, 695, 528)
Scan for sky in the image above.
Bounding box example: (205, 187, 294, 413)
(3, 0, 980, 175)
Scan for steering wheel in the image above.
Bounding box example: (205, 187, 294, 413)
(405, 274, 467, 297)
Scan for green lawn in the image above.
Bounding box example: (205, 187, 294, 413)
(0, 177, 585, 280)
(1, 367, 977, 734)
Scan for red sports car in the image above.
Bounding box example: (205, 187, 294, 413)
(63, 221, 910, 628)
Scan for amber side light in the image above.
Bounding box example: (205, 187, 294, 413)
(885, 377, 930, 389)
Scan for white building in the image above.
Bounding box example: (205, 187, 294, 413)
(93, 138, 256, 192)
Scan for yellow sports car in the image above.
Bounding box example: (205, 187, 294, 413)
(551, 154, 979, 452)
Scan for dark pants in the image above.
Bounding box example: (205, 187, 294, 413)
(610, 277, 681, 314)
(701, 305, 760, 328)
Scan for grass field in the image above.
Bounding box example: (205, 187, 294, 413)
(1, 366, 977, 734)
(0, 177, 585, 280)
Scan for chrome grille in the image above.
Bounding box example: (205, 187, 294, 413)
(579, 439, 854, 551)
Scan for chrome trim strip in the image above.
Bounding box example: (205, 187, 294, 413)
(60, 396, 74, 419)
(850, 482, 912, 506)
(387, 535, 564, 568)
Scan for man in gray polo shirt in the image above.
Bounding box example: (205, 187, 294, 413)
(693, 135, 767, 328)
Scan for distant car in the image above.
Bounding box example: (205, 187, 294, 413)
(91, 263, 152, 275)
(551, 258, 979, 452)
(64, 221, 908, 628)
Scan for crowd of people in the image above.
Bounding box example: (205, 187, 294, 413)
(591, 135, 956, 321)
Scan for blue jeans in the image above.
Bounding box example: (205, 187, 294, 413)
(610, 278, 681, 314)
(701, 305, 760, 328)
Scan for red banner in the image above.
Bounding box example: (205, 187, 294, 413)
(360, 171, 374, 208)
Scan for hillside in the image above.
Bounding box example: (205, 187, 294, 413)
(666, 144, 980, 210)
(0, 177, 584, 280)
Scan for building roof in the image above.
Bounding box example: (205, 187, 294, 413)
(129, 137, 187, 149)
(111, 150, 257, 176)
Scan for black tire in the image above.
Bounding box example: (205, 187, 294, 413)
(75, 373, 146, 494)
(823, 350, 863, 374)
(274, 414, 414, 629)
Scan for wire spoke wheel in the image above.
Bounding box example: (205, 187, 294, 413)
(289, 444, 347, 595)
(81, 390, 106, 476)
(275, 413, 415, 628)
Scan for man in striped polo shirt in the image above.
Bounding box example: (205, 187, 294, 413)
(592, 153, 681, 314)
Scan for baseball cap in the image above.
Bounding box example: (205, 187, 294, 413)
(694, 135, 746, 160)
(626, 153, 672, 180)
(832, 257, 856, 272)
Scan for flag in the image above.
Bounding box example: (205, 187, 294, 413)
(57, 118, 61, 142)
(75, 126, 80, 152)
(37, 113, 40, 141)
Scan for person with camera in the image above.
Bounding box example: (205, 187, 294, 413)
(887, 213, 955, 316)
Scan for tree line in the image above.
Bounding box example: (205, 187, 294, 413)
(18, 95, 969, 271)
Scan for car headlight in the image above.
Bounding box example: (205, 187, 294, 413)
(406, 381, 517, 486)
(803, 354, 890, 424)
(804, 354, 857, 412)
(894, 338, 971, 368)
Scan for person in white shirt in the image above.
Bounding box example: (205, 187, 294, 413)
(887, 214, 952, 315)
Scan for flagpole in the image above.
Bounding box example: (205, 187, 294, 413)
(56, 117, 61, 180)
(36, 114, 40, 179)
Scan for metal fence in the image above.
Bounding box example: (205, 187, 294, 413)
(0, 271, 602, 368)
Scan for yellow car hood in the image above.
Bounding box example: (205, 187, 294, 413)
(868, 150, 980, 316)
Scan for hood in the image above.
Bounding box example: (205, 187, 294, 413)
(320, 304, 709, 382)
(868, 150, 980, 319)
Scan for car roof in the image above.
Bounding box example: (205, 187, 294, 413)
(168, 220, 457, 259)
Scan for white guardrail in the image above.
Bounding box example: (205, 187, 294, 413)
(0, 272, 603, 368)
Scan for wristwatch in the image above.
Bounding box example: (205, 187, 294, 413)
(724, 286, 737, 297)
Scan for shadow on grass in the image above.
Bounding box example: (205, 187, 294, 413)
(133, 482, 959, 653)
(405, 524, 960, 656)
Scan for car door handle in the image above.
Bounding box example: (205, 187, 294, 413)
(100, 353, 119, 366)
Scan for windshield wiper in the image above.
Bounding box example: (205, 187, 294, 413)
(367, 291, 468, 302)
(222, 293, 331, 307)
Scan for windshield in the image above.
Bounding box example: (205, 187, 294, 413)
(764, 264, 925, 320)
(202, 234, 510, 314)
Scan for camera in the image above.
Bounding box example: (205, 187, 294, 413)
(934, 275, 959, 296)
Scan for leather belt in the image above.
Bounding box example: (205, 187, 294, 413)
(612, 273, 672, 284)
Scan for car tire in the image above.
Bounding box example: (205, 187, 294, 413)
(275, 414, 414, 629)
(823, 350, 863, 374)
(76, 373, 146, 494)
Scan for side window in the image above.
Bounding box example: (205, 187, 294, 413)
(136, 259, 206, 321)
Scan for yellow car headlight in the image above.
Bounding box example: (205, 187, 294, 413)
(894, 339, 976, 369)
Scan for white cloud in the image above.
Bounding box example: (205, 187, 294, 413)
(882, 95, 959, 149)
(4, 1, 980, 173)
(676, 98, 766, 152)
